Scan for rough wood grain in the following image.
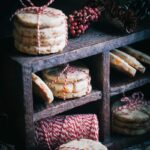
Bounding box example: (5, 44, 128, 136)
(15, 64, 35, 150)
(95, 52, 110, 143)
(33, 90, 101, 122)
(110, 72, 150, 96)
(10, 27, 150, 72)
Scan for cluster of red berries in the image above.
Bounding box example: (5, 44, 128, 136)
(68, 6, 101, 37)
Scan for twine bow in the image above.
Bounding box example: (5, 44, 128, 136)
(12, 0, 68, 54)
(113, 92, 149, 114)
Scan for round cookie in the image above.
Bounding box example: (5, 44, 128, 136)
(42, 66, 90, 84)
(14, 40, 66, 55)
(15, 7, 67, 28)
(112, 101, 150, 123)
(14, 21, 66, 39)
(112, 125, 149, 136)
(57, 139, 108, 150)
(113, 108, 149, 123)
(45, 77, 91, 93)
(53, 85, 92, 99)
(32, 73, 54, 103)
(113, 118, 150, 129)
(13, 29, 66, 46)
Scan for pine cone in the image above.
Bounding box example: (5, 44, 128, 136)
(104, 0, 138, 33)
(128, 0, 150, 21)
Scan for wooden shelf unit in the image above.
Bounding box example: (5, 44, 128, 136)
(6, 26, 150, 150)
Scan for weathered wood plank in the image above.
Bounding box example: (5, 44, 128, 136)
(33, 90, 101, 122)
(15, 64, 35, 150)
(10, 27, 150, 72)
(95, 51, 110, 143)
(110, 72, 150, 96)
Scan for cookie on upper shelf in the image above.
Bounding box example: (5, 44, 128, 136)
(13, 7, 68, 55)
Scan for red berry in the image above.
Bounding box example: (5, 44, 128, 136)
(68, 5, 101, 37)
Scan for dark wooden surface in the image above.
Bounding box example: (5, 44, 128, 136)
(110, 72, 150, 96)
(107, 133, 150, 150)
(14, 64, 35, 150)
(34, 90, 101, 122)
(96, 52, 110, 142)
(10, 27, 150, 72)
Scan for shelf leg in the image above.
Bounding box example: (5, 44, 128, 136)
(96, 50, 110, 143)
(15, 64, 35, 150)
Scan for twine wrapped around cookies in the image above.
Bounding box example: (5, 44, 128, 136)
(35, 114, 99, 150)
(46, 64, 91, 100)
(12, 0, 68, 54)
(113, 92, 150, 115)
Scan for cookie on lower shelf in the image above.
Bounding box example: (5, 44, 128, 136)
(42, 64, 92, 100)
(57, 139, 108, 150)
(112, 101, 149, 123)
(112, 125, 149, 136)
(32, 73, 54, 103)
(112, 93, 150, 135)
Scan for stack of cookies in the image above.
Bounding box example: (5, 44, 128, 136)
(112, 100, 150, 135)
(13, 7, 67, 55)
(42, 65, 92, 100)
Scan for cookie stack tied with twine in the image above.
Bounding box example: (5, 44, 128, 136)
(112, 92, 150, 136)
(12, 0, 68, 55)
(42, 64, 92, 100)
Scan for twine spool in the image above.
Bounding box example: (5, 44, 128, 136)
(35, 114, 99, 150)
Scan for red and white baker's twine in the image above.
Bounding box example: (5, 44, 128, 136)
(35, 114, 99, 150)
(113, 92, 150, 115)
(11, 0, 68, 54)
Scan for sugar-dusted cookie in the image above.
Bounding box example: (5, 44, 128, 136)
(13, 29, 66, 46)
(45, 77, 91, 93)
(112, 125, 149, 135)
(57, 139, 108, 150)
(32, 73, 54, 103)
(15, 7, 66, 28)
(113, 118, 150, 129)
(43, 65, 90, 84)
(14, 21, 66, 39)
(15, 40, 65, 55)
(112, 101, 149, 123)
(53, 85, 92, 99)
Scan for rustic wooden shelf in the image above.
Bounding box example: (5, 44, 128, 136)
(106, 133, 150, 150)
(5, 24, 150, 150)
(10, 27, 150, 73)
(33, 90, 102, 122)
(110, 72, 150, 96)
